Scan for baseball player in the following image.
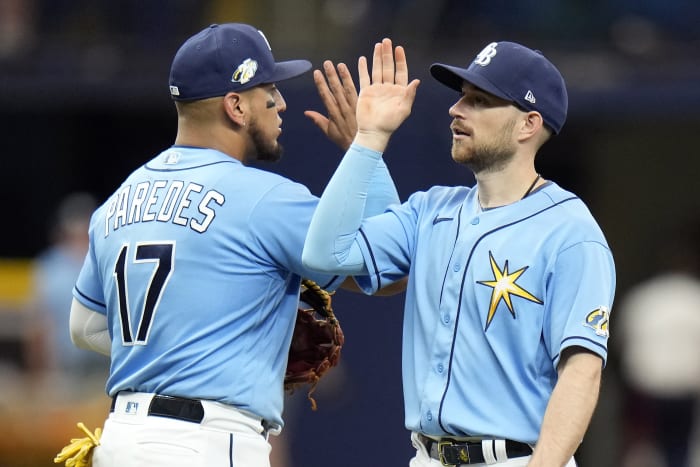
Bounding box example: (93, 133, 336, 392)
(303, 39, 616, 466)
(67, 23, 401, 467)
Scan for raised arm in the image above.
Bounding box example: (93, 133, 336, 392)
(305, 57, 400, 215)
(302, 39, 419, 274)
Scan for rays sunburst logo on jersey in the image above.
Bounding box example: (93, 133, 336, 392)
(477, 251, 542, 331)
(232, 58, 258, 85)
(583, 306, 610, 337)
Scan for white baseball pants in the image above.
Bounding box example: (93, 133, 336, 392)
(92, 392, 272, 467)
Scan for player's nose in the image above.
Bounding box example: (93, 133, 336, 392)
(448, 101, 463, 119)
(273, 88, 287, 112)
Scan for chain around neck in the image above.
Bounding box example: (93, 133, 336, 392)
(478, 173, 541, 211)
(521, 173, 541, 200)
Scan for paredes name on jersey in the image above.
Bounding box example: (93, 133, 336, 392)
(104, 179, 224, 236)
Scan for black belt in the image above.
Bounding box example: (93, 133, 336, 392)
(110, 393, 274, 436)
(419, 434, 532, 465)
(110, 394, 204, 423)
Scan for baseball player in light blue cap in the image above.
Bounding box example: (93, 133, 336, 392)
(67, 23, 401, 467)
(303, 39, 615, 466)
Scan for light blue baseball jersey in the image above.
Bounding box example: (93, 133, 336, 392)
(303, 145, 616, 444)
(73, 146, 396, 429)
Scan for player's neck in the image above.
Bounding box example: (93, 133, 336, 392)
(175, 127, 247, 163)
(476, 170, 543, 210)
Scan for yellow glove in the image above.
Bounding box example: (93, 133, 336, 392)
(53, 422, 102, 467)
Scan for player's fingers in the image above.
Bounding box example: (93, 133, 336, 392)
(312, 68, 341, 117)
(332, 63, 357, 122)
(358, 56, 370, 89)
(336, 62, 358, 106)
(303, 110, 329, 132)
(312, 68, 333, 102)
(394, 45, 409, 86)
(406, 79, 421, 103)
(323, 60, 347, 106)
(371, 42, 383, 84)
(381, 38, 395, 84)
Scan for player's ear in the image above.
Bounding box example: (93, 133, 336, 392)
(517, 110, 544, 143)
(222, 92, 246, 128)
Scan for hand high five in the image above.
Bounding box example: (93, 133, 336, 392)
(355, 38, 420, 152)
(304, 61, 359, 151)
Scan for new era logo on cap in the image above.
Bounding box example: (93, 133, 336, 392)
(524, 90, 536, 104)
(168, 23, 311, 101)
(429, 41, 568, 134)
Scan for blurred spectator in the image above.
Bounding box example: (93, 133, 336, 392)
(618, 218, 700, 467)
(0, 193, 110, 465)
(25, 192, 107, 380)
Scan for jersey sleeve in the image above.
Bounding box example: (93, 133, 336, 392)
(351, 200, 416, 294)
(545, 240, 616, 368)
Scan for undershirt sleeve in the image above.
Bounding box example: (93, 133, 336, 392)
(302, 143, 383, 274)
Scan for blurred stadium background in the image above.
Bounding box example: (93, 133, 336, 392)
(1, 1, 699, 466)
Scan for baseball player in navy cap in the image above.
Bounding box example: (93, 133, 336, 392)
(67, 23, 401, 467)
(304, 39, 615, 466)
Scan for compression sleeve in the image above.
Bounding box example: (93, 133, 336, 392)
(364, 157, 400, 216)
(69, 298, 111, 356)
(303, 143, 382, 273)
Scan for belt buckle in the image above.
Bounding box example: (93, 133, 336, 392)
(438, 440, 469, 466)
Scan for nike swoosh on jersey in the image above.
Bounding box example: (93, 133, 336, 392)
(432, 215, 453, 225)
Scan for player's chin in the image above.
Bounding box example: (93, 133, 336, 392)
(256, 143, 284, 163)
(450, 145, 469, 164)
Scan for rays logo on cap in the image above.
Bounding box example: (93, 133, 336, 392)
(474, 42, 498, 66)
(583, 306, 610, 337)
(232, 58, 258, 85)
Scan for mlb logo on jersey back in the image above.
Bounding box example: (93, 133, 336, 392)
(163, 151, 181, 164)
(125, 401, 139, 415)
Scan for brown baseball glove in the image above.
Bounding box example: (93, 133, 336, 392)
(284, 279, 344, 410)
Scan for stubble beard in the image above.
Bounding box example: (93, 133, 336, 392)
(451, 119, 517, 174)
(249, 118, 283, 163)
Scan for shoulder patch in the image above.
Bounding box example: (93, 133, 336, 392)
(583, 306, 610, 337)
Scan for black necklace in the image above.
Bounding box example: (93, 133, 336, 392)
(522, 173, 541, 199)
(478, 173, 541, 211)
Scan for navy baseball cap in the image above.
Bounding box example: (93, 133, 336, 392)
(169, 23, 312, 101)
(430, 41, 568, 134)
